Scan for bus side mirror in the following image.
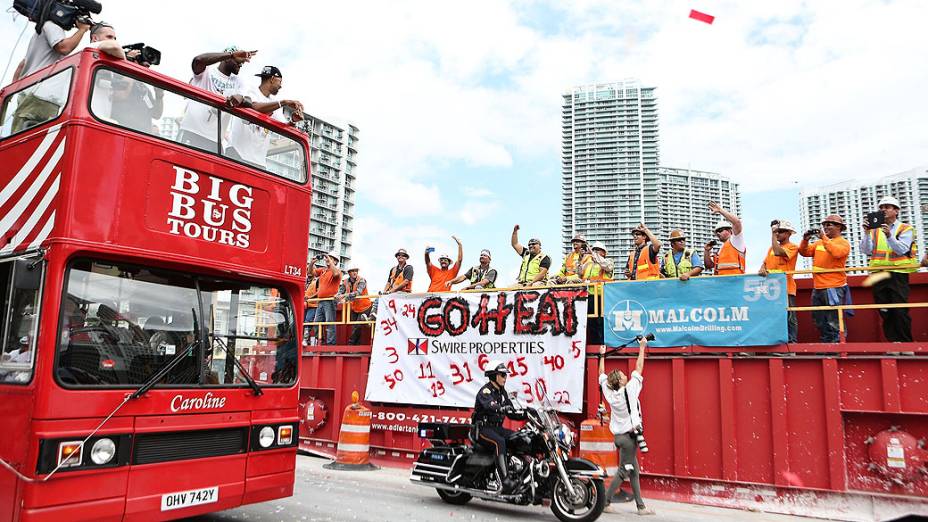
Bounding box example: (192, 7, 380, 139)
(13, 258, 42, 291)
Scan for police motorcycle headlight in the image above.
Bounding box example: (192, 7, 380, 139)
(90, 438, 117, 465)
(555, 424, 574, 449)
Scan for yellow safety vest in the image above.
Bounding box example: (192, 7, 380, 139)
(468, 265, 496, 289)
(870, 223, 918, 273)
(559, 252, 592, 277)
(582, 262, 613, 296)
(663, 249, 693, 278)
(519, 250, 547, 284)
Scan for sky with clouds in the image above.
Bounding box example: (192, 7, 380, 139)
(2, 0, 926, 289)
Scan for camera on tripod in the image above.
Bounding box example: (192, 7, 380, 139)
(14, 0, 102, 31)
(122, 43, 161, 66)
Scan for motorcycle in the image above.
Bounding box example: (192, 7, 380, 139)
(409, 392, 607, 522)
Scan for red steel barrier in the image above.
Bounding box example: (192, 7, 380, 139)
(299, 274, 928, 520)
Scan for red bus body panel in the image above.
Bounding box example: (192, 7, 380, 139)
(1, 49, 310, 521)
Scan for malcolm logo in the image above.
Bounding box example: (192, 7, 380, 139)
(608, 300, 649, 341)
(407, 338, 428, 355)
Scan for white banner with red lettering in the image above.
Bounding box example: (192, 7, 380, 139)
(364, 287, 588, 413)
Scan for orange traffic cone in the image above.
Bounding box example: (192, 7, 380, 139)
(324, 391, 379, 471)
(580, 408, 618, 476)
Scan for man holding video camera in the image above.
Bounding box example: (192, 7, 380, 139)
(859, 196, 917, 342)
(14, 18, 89, 81)
(799, 215, 851, 343)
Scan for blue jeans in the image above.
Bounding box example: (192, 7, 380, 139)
(811, 287, 847, 343)
(313, 300, 336, 345)
(788, 294, 798, 343)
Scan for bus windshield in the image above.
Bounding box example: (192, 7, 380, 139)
(56, 259, 297, 388)
(88, 68, 307, 183)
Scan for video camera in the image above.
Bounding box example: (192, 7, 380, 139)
(122, 43, 161, 66)
(14, 0, 102, 32)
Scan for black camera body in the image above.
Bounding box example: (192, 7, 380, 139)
(770, 219, 780, 227)
(865, 210, 885, 229)
(805, 229, 820, 238)
(706, 240, 718, 247)
(123, 43, 161, 66)
(15, 0, 102, 32)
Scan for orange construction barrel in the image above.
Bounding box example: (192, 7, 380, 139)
(580, 416, 617, 477)
(324, 391, 379, 471)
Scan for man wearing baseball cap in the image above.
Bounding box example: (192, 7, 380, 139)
(799, 215, 851, 343)
(511, 225, 551, 287)
(425, 236, 463, 292)
(311, 252, 342, 345)
(384, 249, 414, 293)
(758, 220, 800, 343)
(448, 249, 498, 290)
(178, 46, 256, 151)
(225, 65, 305, 168)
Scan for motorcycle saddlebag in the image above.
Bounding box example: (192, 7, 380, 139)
(418, 446, 464, 466)
(417, 422, 471, 442)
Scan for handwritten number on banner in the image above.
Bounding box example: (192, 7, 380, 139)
(401, 303, 416, 318)
(385, 369, 404, 389)
(380, 318, 398, 336)
(477, 353, 489, 371)
(521, 382, 534, 404)
(450, 362, 473, 385)
(387, 299, 397, 313)
(543, 355, 565, 371)
(553, 391, 571, 405)
(385, 346, 399, 364)
(430, 381, 446, 398)
(418, 361, 436, 379)
(535, 378, 548, 401)
(571, 340, 582, 359)
(507, 357, 529, 377)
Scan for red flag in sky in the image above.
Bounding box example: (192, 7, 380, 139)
(689, 9, 715, 24)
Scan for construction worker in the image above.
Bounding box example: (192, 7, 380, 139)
(555, 234, 593, 284)
(511, 225, 551, 287)
(703, 202, 746, 275)
(799, 215, 851, 343)
(661, 230, 703, 281)
(625, 224, 661, 280)
(758, 220, 800, 343)
(303, 266, 319, 346)
(447, 249, 497, 290)
(425, 236, 463, 292)
(336, 267, 373, 345)
(384, 249, 414, 293)
(582, 241, 614, 345)
(859, 195, 917, 342)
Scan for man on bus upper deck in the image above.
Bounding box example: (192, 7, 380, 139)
(177, 46, 256, 151)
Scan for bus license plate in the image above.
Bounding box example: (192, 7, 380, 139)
(160, 486, 219, 511)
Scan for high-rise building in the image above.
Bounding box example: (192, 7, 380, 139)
(561, 80, 660, 264)
(290, 115, 359, 267)
(657, 167, 741, 253)
(799, 167, 928, 269)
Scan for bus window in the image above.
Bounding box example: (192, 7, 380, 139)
(0, 68, 72, 139)
(221, 111, 307, 183)
(89, 68, 219, 154)
(57, 259, 200, 387)
(201, 280, 296, 385)
(0, 258, 43, 384)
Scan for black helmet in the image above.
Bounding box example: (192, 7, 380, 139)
(484, 360, 508, 378)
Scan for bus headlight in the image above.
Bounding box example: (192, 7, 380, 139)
(258, 426, 275, 448)
(90, 438, 116, 465)
(57, 441, 83, 468)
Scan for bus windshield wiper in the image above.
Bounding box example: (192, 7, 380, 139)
(129, 307, 201, 400)
(210, 335, 263, 397)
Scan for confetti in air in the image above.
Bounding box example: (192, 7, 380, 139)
(689, 9, 715, 24)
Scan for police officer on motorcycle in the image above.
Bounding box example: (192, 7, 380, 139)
(473, 360, 523, 493)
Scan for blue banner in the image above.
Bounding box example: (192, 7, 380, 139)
(603, 274, 788, 347)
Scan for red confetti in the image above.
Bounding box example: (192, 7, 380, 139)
(689, 9, 715, 24)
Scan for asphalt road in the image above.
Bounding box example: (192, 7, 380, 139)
(189, 455, 814, 522)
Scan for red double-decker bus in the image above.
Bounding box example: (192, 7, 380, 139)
(0, 48, 311, 521)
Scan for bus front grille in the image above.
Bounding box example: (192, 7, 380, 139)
(133, 427, 248, 465)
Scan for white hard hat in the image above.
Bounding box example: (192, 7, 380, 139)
(346, 266, 360, 272)
(591, 241, 607, 252)
(714, 220, 733, 232)
(438, 253, 452, 262)
(327, 251, 339, 260)
(878, 196, 901, 209)
(777, 220, 796, 233)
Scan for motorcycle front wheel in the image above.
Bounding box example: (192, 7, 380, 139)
(550, 476, 606, 522)
(436, 488, 472, 505)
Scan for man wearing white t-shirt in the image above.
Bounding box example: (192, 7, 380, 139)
(598, 337, 655, 516)
(177, 46, 256, 152)
(224, 65, 304, 168)
(704, 202, 746, 275)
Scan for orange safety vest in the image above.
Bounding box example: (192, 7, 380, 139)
(304, 279, 319, 309)
(764, 242, 798, 295)
(560, 252, 592, 277)
(627, 246, 661, 280)
(347, 278, 372, 313)
(713, 240, 745, 275)
(387, 265, 412, 292)
(870, 223, 918, 272)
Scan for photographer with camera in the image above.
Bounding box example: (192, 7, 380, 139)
(598, 337, 655, 516)
(758, 220, 800, 343)
(13, 19, 88, 81)
(859, 196, 916, 343)
(799, 215, 851, 343)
